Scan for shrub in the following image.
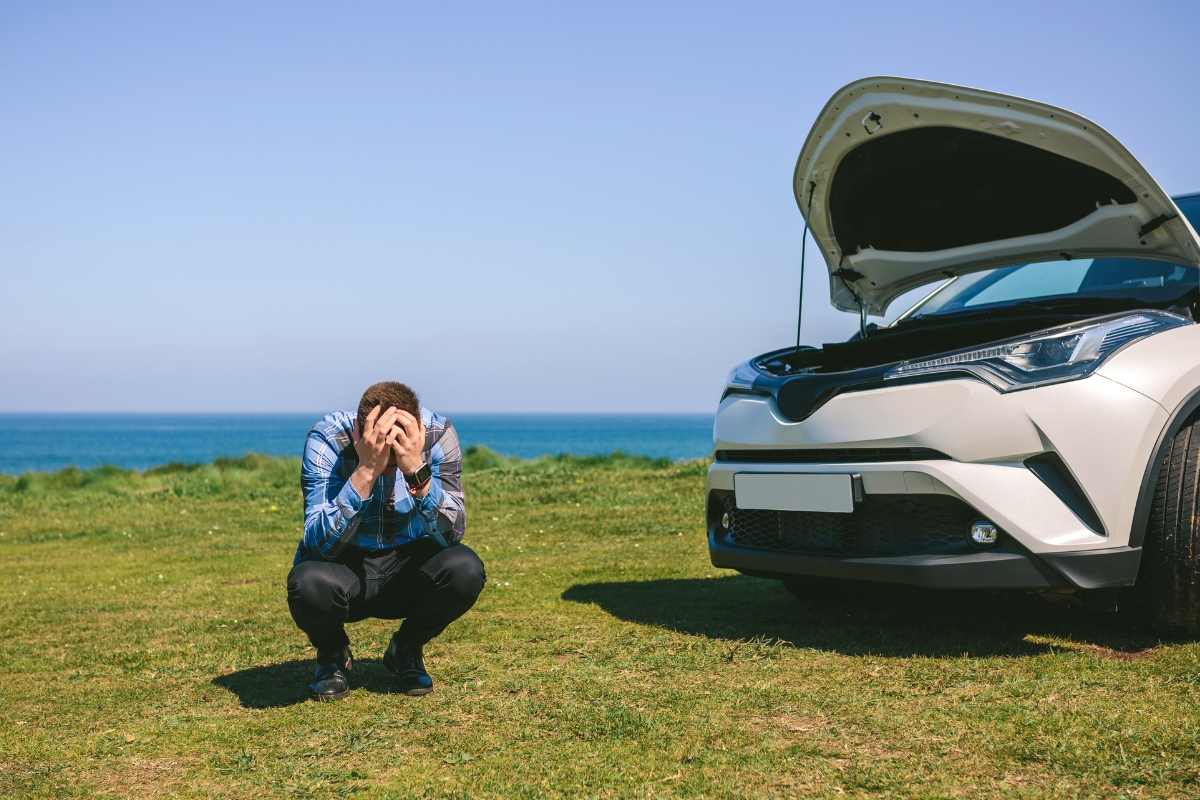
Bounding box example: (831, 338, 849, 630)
(463, 445, 513, 472)
(145, 461, 203, 476)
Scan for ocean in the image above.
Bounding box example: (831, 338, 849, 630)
(0, 413, 715, 474)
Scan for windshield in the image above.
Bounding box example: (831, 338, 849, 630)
(904, 256, 1198, 319)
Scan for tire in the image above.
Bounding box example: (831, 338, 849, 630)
(1141, 416, 1200, 637)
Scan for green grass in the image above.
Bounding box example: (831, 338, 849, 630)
(1, 453, 1199, 798)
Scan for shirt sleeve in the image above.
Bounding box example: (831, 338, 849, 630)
(416, 419, 466, 546)
(300, 428, 365, 560)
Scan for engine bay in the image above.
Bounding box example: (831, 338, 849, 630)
(755, 295, 1196, 377)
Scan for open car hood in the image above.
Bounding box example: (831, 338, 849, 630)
(795, 77, 1200, 314)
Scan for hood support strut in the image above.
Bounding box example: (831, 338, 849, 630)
(834, 262, 869, 338)
(796, 181, 817, 349)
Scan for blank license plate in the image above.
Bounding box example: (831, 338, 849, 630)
(734, 473, 854, 513)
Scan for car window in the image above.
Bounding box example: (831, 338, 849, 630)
(963, 260, 1092, 307)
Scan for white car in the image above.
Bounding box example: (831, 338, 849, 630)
(708, 77, 1200, 635)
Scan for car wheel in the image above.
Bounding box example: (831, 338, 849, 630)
(1141, 417, 1200, 637)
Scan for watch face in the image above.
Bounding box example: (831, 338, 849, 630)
(407, 463, 432, 484)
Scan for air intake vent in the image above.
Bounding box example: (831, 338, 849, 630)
(721, 494, 976, 557)
(1024, 452, 1105, 534)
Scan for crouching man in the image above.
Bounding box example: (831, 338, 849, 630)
(287, 382, 485, 700)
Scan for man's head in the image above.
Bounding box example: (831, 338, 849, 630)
(357, 382, 420, 434)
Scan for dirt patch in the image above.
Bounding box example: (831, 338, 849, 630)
(1025, 634, 1160, 661)
(90, 756, 201, 797)
(1087, 644, 1158, 661)
(999, 771, 1055, 792)
(776, 713, 832, 733)
(1062, 641, 1159, 661)
(220, 578, 260, 586)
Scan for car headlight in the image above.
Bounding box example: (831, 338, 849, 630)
(723, 360, 763, 394)
(885, 311, 1191, 391)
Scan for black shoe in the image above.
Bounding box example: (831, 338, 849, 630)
(309, 645, 353, 701)
(383, 635, 433, 696)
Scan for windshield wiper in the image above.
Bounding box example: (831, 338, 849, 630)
(891, 296, 1160, 332)
(1013, 297, 1135, 310)
(1011, 295, 1192, 313)
(896, 302, 1077, 325)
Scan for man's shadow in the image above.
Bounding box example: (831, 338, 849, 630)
(213, 657, 398, 709)
(561, 574, 1163, 658)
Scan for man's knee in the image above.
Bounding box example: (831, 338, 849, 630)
(288, 561, 352, 617)
(431, 545, 486, 605)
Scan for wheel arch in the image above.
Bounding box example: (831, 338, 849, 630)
(1129, 385, 1200, 548)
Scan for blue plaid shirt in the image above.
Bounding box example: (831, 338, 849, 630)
(295, 408, 466, 563)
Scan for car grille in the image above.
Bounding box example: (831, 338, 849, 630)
(721, 494, 975, 557)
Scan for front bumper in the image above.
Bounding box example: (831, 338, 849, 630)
(706, 371, 1170, 590)
(711, 374, 1170, 551)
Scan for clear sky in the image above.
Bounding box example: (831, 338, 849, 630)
(2, 1, 1198, 413)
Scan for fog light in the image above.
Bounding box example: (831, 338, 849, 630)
(721, 511, 731, 531)
(968, 520, 999, 547)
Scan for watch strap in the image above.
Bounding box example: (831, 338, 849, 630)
(404, 463, 432, 487)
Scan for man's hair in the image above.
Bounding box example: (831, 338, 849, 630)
(357, 382, 420, 432)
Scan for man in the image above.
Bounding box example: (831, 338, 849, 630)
(287, 382, 485, 700)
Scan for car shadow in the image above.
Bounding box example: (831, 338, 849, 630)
(213, 657, 398, 708)
(561, 574, 1162, 658)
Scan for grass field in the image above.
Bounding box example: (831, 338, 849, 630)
(2, 453, 1199, 798)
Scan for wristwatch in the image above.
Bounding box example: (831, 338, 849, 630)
(403, 462, 432, 490)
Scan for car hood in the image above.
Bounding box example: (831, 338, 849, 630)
(795, 77, 1200, 314)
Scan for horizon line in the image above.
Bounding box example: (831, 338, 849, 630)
(0, 409, 715, 416)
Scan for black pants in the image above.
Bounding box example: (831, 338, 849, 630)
(287, 540, 486, 652)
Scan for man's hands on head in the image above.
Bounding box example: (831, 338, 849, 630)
(349, 405, 429, 500)
(350, 405, 400, 500)
(392, 410, 430, 498)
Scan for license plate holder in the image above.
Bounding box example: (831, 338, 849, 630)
(734, 473, 855, 513)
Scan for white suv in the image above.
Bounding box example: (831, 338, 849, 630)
(707, 77, 1200, 635)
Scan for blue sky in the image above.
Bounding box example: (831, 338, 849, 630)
(2, 1, 1198, 413)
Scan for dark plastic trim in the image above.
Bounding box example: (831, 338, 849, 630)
(769, 367, 891, 421)
(1024, 452, 1106, 535)
(708, 530, 1065, 590)
(1129, 386, 1200, 548)
(1039, 547, 1142, 589)
(707, 495, 1142, 590)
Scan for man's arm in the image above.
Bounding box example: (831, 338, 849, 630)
(413, 418, 466, 547)
(300, 429, 366, 560)
(301, 406, 401, 560)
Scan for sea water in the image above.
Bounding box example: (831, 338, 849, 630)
(0, 413, 714, 474)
